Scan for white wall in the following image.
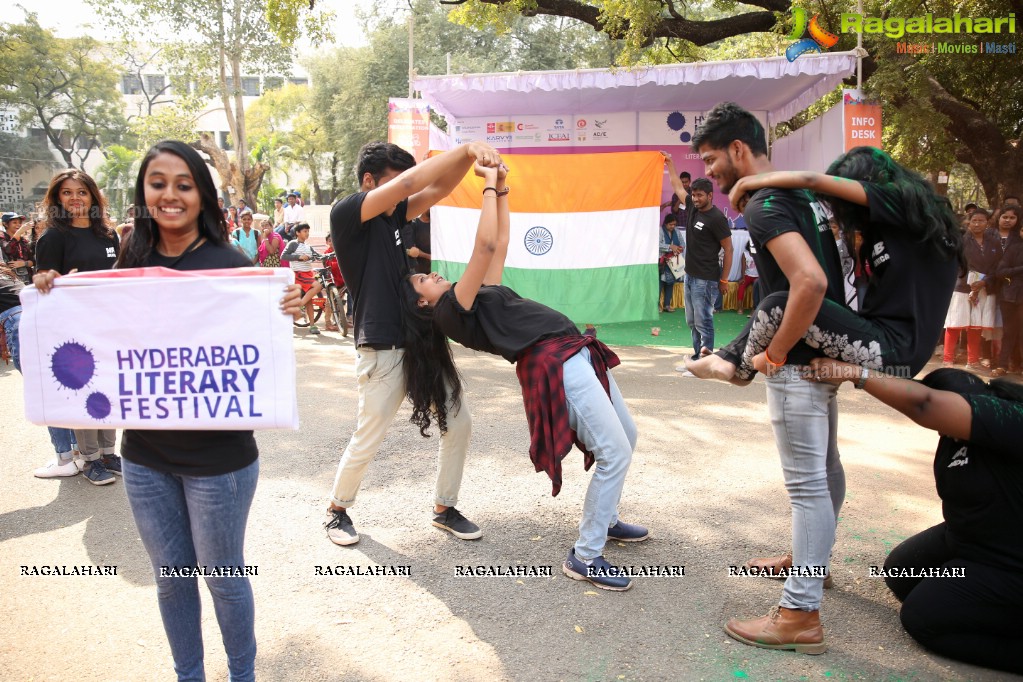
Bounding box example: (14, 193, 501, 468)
(771, 102, 844, 173)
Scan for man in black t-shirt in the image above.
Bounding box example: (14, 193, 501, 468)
(681, 177, 732, 356)
(324, 140, 503, 548)
(690, 102, 847, 655)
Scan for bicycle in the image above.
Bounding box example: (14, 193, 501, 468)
(293, 254, 350, 336)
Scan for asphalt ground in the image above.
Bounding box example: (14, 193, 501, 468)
(1, 332, 1018, 682)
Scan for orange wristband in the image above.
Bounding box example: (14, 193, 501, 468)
(765, 347, 787, 368)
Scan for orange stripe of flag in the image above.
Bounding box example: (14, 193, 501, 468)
(434, 151, 664, 213)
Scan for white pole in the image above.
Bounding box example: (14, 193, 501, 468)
(856, 0, 863, 90)
(408, 13, 414, 98)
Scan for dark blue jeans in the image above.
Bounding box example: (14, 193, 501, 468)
(683, 276, 718, 353)
(124, 458, 259, 682)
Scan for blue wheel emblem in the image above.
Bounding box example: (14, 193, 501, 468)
(524, 226, 553, 255)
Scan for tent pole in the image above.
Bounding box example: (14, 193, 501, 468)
(408, 14, 415, 98)
(856, 0, 863, 90)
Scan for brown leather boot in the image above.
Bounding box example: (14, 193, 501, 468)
(746, 552, 834, 589)
(725, 606, 827, 654)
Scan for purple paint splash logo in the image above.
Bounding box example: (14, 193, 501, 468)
(665, 112, 693, 144)
(50, 341, 111, 420)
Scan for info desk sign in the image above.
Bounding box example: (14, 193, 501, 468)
(19, 267, 299, 430)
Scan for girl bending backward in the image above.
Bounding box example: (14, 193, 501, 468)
(400, 163, 648, 592)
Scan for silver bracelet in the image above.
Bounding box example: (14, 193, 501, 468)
(854, 366, 870, 389)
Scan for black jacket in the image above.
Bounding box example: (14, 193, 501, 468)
(995, 238, 1023, 303)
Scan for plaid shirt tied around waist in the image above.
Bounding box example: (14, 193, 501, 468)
(514, 332, 620, 497)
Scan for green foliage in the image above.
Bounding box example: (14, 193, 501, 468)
(0, 133, 60, 174)
(303, 0, 624, 199)
(257, 180, 286, 215)
(0, 12, 126, 169)
(129, 94, 208, 150)
(95, 145, 141, 220)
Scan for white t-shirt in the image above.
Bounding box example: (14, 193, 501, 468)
(283, 203, 304, 224)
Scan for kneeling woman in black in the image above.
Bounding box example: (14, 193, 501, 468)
(810, 358, 1023, 675)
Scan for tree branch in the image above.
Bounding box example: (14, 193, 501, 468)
(462, 0, 786, 44)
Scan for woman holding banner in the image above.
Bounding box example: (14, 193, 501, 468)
(400, 162, 649, 592)
(35, 140, 302, 682)
(33, 169, 120, 484)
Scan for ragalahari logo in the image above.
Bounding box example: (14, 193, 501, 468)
(786, 7, 840, 61)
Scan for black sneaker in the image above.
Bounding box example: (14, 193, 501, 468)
(324, 508, 359, 546)
(432, 507, 483, 540)
(83, 460, 116, 486)
(99, 454, 122, 476)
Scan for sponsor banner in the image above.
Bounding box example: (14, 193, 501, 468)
(572, 112, 636, 147)
(19, 267, 299, 430)
(452, 113, 638, 149)
(388, 98, 432, 161)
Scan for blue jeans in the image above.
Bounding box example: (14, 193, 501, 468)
(1, 305, 21, 371)
(683, 276, 718, 353)
(1, 306, 77, 459)
(766, 367, 844, 611)
(124, 458, 259, 682)
(565, 347, 638, 561)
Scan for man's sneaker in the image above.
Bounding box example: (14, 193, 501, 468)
(324, 508, 359, 546)
(82, 460, 116, 486)
(308, 324, 320, 335)
(99, 454, 122, 476)
(562, 549, 632, 591)
(607, 521, 649, 542)
(432, 507, 483, 540)
(33, 458, 80, 479)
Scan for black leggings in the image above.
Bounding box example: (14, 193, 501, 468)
(718, 292, 904, 381)
(883, 523, 1023, 674)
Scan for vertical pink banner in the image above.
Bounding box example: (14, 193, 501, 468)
(388, 98, 431, 162)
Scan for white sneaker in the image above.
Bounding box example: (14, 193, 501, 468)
(34, 459, 81, 478)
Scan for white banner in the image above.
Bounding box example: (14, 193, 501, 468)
(18, 267, 299, 430)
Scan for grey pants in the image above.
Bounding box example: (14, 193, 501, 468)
(74, 429, 117, 461)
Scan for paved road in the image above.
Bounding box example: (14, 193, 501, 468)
(1, 333, 1016, 681)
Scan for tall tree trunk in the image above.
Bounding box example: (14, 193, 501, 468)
(192, 133, 267, 210)
(926, 75, 1023, 206)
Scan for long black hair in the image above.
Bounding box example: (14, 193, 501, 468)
(399, 275, 462, 437)
(40, 169, 112, 241)
(921, 367, 1023, 404)
(116, 140, 228, 269)
(824, 147, 965, 272)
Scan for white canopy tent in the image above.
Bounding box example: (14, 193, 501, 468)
(413, 52, 858, 132)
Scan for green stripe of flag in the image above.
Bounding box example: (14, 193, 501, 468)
(434, 261, 659, 324)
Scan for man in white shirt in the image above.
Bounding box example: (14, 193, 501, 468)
(280, 192, 305, 240)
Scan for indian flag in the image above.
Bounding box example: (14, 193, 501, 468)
(431, 151, 663, 324)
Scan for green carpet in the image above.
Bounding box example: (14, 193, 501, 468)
(590, 309, 751, 350)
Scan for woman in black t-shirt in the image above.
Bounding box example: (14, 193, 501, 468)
(810, 359, 1023, 675)
(33, 169, 121, 484)
(688, 146, 964, 384)
(400, 163, 648, 592)
(36, 141, 301, 681)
